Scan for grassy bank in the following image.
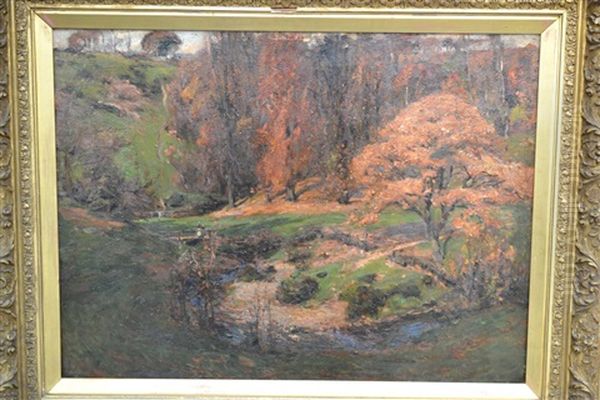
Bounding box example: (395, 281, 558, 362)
(139, 211, 348, 238)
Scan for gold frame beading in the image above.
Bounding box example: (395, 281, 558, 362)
(0, 0, 597, 399)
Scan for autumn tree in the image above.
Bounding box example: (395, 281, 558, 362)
(141, 31, 182, 58)
(345, 36, 389, 154)
(166, 32, 260, 207)
(466, 37, 512, 137)
(438, 38, 472, 101)
(67, 30, 103, 52)
(504, 43, 540, 143)
(387, 35, 538, 141)
(490, 36, 510, 137)
(450, 209, 525, 305)
(390, 37, 449, 109)
(254, 34, 321, 202)
(310, 34, 360, 203)
(352, 93, 534, 273)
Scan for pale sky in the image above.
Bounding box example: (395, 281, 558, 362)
(53, 29, 538, 55)
(53, 30, 208, 54)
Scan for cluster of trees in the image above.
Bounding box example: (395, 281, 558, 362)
(164, 33, 539, 208)
(56, 31, 539, 217)
(65, 30, 183, 57)
(165, 33, 405, 206)
(56, 31, 539, 215)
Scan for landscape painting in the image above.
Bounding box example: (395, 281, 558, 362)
(54, 30, 539, 382)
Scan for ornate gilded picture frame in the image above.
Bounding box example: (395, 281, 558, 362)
(0, 0, 598, 399)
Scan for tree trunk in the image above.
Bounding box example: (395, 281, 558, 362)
(285, 182, 298, 202)
(492, 36, 509, 137)
(226, 174, 235, 208)
(337, 189, 351, 205)
(431, 238, 445, 264)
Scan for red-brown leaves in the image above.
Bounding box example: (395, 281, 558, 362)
(254, 35, 319, 196)
(352, 92, 534, 236)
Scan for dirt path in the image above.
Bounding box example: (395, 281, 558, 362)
(219, 263, 350, 330)
(60, 207, 126, 230)
(350, 239, 426, 271)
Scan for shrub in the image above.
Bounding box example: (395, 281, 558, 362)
(286, 249, 312, 270)
(358, 273, 377, 284)
(218, 233, 282, 263)
(342, 284, 387, 320)
(277, 277, 319, 304)
(397, 283, 421, 299)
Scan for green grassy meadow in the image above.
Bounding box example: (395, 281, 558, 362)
(140, 211, 348, 238)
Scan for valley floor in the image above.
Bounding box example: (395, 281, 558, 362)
(58, 205, 527, 381)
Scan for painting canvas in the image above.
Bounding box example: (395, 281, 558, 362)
(53, 29, 539, 382)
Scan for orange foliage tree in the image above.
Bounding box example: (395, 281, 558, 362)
(253, 35, 320, 202)
(352, 93, 534, 270)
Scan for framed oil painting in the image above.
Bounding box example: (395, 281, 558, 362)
(1, 1, 598, 400)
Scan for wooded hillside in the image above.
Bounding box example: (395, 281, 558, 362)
(55, 32, 539, 216)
